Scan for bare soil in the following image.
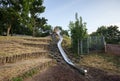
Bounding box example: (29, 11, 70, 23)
(24, 64, 120, 81)
(24, 64, 87, 81)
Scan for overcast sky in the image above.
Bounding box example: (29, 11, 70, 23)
(41, 0, 120, 34)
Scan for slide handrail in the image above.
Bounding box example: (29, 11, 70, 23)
(56, 30, 87, 75)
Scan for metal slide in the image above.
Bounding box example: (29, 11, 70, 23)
(56, 30, 87, 75)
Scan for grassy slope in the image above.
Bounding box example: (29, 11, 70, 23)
(79, 53, 120, 74)
(0, 36, 54, 81)
(0, 36, 50, 57)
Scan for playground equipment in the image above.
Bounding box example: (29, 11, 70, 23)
(56, 30, 87, 75)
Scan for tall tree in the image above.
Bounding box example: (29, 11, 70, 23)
(69, 13, 87, 54)
(0, 0, 21, 36)
(0, 0, 46, 36)
(29, 0, 45, 37)
(0, 0, 34, 36)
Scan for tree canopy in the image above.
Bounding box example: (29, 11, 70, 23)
(90, 25, 120, 44)
(0, 0, 49, 37)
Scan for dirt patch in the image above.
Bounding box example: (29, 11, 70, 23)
(85, 66, 120, 81)
(24, 64, 120, 81)
(24, 64, 86, 81)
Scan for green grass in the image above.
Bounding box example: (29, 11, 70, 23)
(11, 68, 38, 81)
(12, 77, 23, 81)
(99, 53, 120, 68)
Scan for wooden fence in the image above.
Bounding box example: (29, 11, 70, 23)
(106, 44, 120, 56)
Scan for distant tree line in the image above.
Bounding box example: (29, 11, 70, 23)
(0, 0, 52, 37)
(90, 25, 120, 44)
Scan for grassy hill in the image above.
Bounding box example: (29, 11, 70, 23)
(0, 36, 55, 81)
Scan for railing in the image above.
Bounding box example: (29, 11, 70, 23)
(56, 30, 87, 75)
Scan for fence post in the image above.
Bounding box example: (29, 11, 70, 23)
(87, 37, 89, 54)
(78, 39, 80, 55)
(80, 40, 83, 54)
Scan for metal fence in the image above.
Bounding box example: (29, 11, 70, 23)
(79, 36, 105, 54)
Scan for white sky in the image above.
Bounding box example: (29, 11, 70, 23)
(41, 0, 120, 34)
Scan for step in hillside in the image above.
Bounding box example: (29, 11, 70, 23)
(0, 57, 55, 81)
(23, 37, 51, 43)
(22, 43, 49, 50)
(0, 36, 56, 81)
(0, 51, 49, 65)
(0, 37, 51, 65)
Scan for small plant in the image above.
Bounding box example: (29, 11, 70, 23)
(12, 77, 23, 81)
(11, 69, 37, 81)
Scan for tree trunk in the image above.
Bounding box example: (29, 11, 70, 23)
(7, 24, 11, 36)
(33, 26, 35, 37)
(32, 19, 36, 37)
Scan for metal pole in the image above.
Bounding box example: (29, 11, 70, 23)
(78, 39, 79, 55)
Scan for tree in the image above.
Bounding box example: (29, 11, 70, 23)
(29, 0, 45, 37)
(69, 13, 88, 54)
(0, 0, 46, 36)
(35, 24, 52, 37)
(35, 17, 48, 36)
(62, 30, 69, 37)
(54, 26, 69, 36)
(0, 0, 21, 36)
(90, 25, 120, 44)
(0, 0, 35, 36)
(106, 25, 120, 44)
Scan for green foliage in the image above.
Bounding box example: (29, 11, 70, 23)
(90, 25, 120, 44)
(62, 30, 69, 37)
(29, 0, 45, 37)
(55, 26, 69, 36)
(106, 26, 120, 44)
(69, 13, 88, 53)
(11, 69, 37, 81)
(0, 0, 46, 36)
(12, 77, 23, 81)
(0, 0, 21, 36)
(35, 24, 52, 37)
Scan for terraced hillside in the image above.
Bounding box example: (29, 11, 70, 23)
(0, 36, 120, 81)
(0, 36, 55, 81)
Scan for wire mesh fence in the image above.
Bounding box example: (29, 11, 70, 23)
(79, 36, 105, 54)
